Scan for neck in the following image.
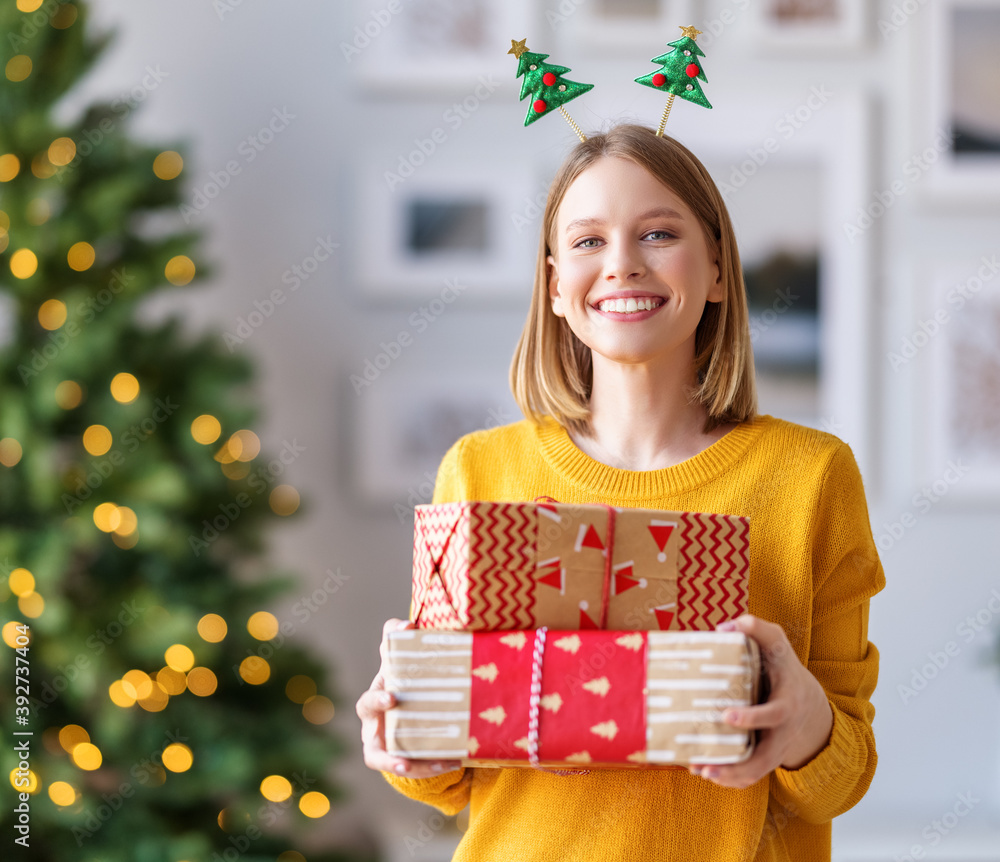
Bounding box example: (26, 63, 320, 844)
(574, 353, 728, 471)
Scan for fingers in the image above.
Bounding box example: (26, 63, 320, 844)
(355, 685, 394, 721)
(379, 618, 414, 662)
(721, 700, 786, 730)
(718, 614, 796, 670)
(689, 733, 780, 789)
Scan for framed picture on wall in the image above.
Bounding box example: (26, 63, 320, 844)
(921, 0, 1000, 201)
(750, 0, 867, 50)
(350, 366, 519, 509)
(673, 89, 875, 480)
(922, 259, 1000, 500)
(354, 157, 539, 301)
(557, 0, 697, 51)
(351, 0, 536, 93)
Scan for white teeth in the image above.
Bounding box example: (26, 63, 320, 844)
(597, 298, 662, 314)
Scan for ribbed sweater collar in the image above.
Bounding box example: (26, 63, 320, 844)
(534, 414, 772, 502)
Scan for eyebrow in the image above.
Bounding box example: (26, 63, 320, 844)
(563, 206, 685, 235)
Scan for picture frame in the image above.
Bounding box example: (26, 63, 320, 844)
(661, 86, 874, 478)
(350, 366, 520, 508)
(351, 0, 536, 94)
(921, 0, 1000, 202)
(353, 155, 540, 301)
(749, 0, 868, 51)
(921, 258, 1000, 501)
(555, 0, 697, 52)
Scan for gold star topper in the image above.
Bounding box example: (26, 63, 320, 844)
(508, 38, 528, 59)
(679, 25, 703, 39)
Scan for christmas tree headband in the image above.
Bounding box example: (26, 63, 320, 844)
(507, 26, 711, 142)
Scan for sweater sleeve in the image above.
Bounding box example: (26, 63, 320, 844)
(382, 436, 474, 814)
(770, 441, 885, 824)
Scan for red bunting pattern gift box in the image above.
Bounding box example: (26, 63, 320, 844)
(384, 628, 761, 769)
(411, 501, 749, 632)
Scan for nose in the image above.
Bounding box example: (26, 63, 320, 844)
(603, 239, 646, 283)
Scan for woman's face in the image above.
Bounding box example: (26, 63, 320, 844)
(547, 156, 722, 370)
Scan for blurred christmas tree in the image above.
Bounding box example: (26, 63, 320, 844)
(0, 2, 368, 860)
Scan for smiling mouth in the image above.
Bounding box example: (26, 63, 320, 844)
(596, 297, 664, 314)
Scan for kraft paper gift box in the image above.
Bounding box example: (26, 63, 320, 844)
(411, 501, 749, 632)
(384, 628, 761, 769)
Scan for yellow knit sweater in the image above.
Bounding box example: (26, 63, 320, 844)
(384, 415, 884, 861)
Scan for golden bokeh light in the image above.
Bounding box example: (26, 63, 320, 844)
(164, 644, 195, 673)
(229, 430, 260, 462)
(114, 506, 137, 536)
(112, 531, 139, 550)
(2, 621, 30, 648)
(121, 669, 153, 700)
(164, 255, 195, 286)
(190, 414, 221, 445)
(5, 55, 32, 82)
(259, 775, 292, 802)
(48, 137, 76, 166)
(278, 853, 307, 862)
(269, 485, 300, 516)
(38, 298, 67, 330)
(110, 372, 139, 403)
(186, 666, 218, 696)
(9, 768, 39, 794)
(298, 792, 330, 819)
(302, 695, 336, 726)
(220, 460, 250, 480)
(67, 241, 95, 271)
(0, 438, 23, 467)
(83, 425, 113, 456)
(31, 152, 56, 179)
(51, 4, 78, 28)
(48, 781, 77, 807)
(10, 248, 38, 279)
(0, 154, 20, 182)
(18, 591, 44, 618)
(162, 743, 193, 773)
(108, 679, 136, 708)
(239, 656, 270, 685)
(93, 502, 122, 533)
(196, 613, 227, 643)
(58, 725, 90, 753)
(153, 150, 183, 180)
(17, 0, 44, 11)
(247, 611, 279, 641)
(137, 680, 169, 712)
(156, 666, 186, 695)
(71, 742, 103, 771)
(285, 675, 316, 704)
(55, 380, 84, 409)
(9, 568, 35, 596)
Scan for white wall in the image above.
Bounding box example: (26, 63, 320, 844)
(69, 0, 1000, 856)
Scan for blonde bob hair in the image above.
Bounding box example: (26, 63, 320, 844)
(510, 123, 756, 434)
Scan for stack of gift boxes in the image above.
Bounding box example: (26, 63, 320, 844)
(385, 500, 760, 770)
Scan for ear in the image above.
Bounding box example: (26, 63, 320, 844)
(546, 253, 565, 317)
(706, 258, 724, 304)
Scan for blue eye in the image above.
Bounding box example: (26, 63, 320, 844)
(644, 230, 674, 240)
(574, 238, 601, 248)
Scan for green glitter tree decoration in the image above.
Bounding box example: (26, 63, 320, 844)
(635, 25, 712, 136)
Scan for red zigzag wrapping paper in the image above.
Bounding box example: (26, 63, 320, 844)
(385, 628, 761, 768)
(411, 502, 749, 632)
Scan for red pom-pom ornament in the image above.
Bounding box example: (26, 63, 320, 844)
(686, 63, 699, 78)
(652, 73, 666, 87)
(533, 99, 547, 114)
(542, 72, 557, 86)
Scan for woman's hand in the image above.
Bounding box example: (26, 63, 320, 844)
(356, 618, 463, 778)
(688, 614, 833, 789)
